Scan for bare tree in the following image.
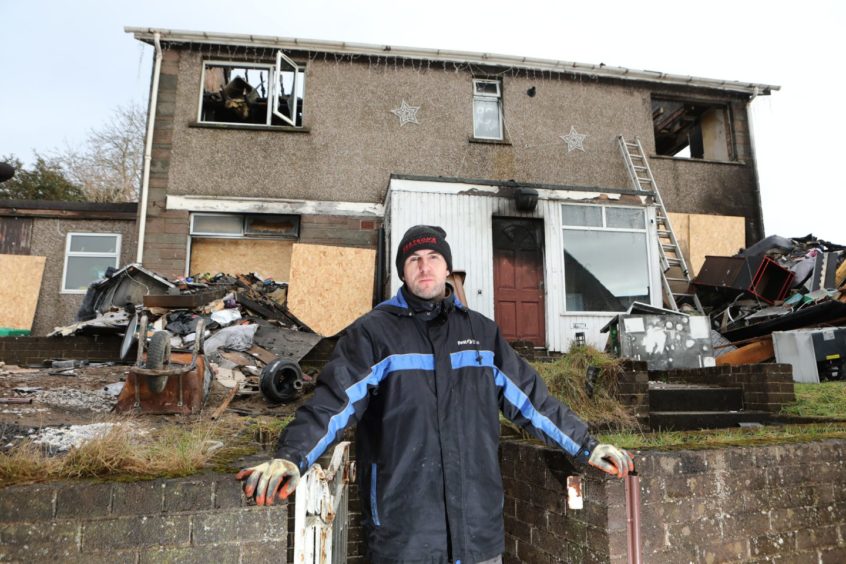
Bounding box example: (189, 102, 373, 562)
(55, 103, 146, 202)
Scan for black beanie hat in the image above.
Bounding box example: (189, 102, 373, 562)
(396, 225, 453, 279)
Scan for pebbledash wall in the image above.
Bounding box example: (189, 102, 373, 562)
(2, 439, 845, 563)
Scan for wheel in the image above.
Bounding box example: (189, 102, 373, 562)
(260, 359, 304, 403)
(145, 330, 172, 394)
(145, 330, 172, 369)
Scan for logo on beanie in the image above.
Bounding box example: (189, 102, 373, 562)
(402, 236, 438, 254)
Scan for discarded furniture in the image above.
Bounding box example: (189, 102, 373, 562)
(773, 327, 846, 383)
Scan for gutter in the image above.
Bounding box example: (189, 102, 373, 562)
(125, 27, 779, 97)
(136, 32, 162, 264)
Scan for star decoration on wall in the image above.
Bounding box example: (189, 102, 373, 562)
(390, 100, 421, 126)
(560, 126, 587, 152)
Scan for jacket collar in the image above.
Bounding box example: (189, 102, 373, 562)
(376, 284, 465, 316)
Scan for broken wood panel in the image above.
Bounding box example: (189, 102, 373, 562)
(0, 217, 33, 255)
(287, 243, 376, 336)
(190, 238, 293, 281)
(0, 254, 46, 330)
(715, 337, 774, 366)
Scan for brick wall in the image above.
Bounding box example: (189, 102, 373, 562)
(0, 473, 286, 563)
(652, 363, 796, 413)
(616, 360, 649, 426)
(500, 438, 846, 563)
(0, 335, 124, 365)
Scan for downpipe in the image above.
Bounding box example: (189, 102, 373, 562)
(136, 31, 162, 263)
(625, 472, 642, 564)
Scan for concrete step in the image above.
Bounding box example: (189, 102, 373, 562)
(649, 386, 744, 412)
(649, 410, 771, 431)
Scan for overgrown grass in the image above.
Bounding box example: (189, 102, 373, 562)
(531, 345, 637, 430)
(599, 422, 846, 451)
(0, 415, 294, 487)
(780, 381, 846, 418)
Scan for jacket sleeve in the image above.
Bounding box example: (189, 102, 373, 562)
(275, 320, 380, 473)
(493, 327, 598, 461)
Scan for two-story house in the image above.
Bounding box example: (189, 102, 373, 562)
(126, 27, 777, 349)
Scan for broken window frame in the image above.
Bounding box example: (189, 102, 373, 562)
(560, 204, 652, 313)
(61, 232, 122, 294)
(198, 53, 305, 128)
(189, 213, 300, 240)
(472, 78, 504, 140)
(651, 96, 736, 161)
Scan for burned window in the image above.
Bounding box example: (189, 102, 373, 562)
(190, 213, 300, 239)
(652, 98, 732, 161)
(62, 233, 121, 293)
(473, 79, 503, 140)
(199, 53, 304, 127)
(561, 204, 650, 312)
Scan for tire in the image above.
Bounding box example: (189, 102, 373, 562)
(260, 359, 303, 403)
(145, 330, 172, 394)
(145, 331, 172, 369)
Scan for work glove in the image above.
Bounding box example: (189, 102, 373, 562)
(588, 444, 635, 478)
(236, 458, 300, 506)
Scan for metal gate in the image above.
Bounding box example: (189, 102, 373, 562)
(293, 441, 355, 564)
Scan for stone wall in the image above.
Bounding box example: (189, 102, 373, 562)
(500, 438, 846, 563)
(0, 473, 286, 563)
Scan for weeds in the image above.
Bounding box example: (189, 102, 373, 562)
(599, 422, 846, 450)
(0, 419, 243, 487)
(531, 345, 637, 430)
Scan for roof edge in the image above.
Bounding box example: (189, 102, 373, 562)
(125, 26, 779, 96)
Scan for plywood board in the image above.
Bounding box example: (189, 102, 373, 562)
(190, 238, 293, 282)
(667, 213, 745, 276)
(0, 254, 46, 330)
(689, 214, 745, 275)
(287, 243, 376, 336)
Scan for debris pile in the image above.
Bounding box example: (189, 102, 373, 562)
(606, 234, 846, 382)
(48, 266, 325, 409)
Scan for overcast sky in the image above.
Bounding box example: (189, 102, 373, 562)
(2, 0, 843, 241)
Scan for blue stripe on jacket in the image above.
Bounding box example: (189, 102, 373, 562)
(305, 353, 435, 468)
(450, 349, 582, 456)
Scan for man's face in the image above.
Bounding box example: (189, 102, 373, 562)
(403, 249, 450, 300)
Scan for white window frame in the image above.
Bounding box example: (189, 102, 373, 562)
(472, 78, 503, 140)
(198, 52, 304, 127)
(190, 212, 245, 238)
(560, 204, 654, 313)
(61, 233, 121, 294)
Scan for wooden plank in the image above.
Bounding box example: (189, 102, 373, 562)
(0, 217, 33, 255)
(287, 243, 376, 336)
(715, 337, 774, 366)
(0, 254, 46, 330)
(189, 238, 293, 282)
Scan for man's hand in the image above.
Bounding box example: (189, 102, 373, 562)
(588, 444, 634, 478)
(236, 459, 300, 505)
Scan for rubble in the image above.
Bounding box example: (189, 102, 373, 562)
(606, 233, 845, 382)
(46, 268, 326, 414)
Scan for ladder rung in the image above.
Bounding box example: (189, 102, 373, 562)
(666, 258, 682, 265)
(666, 277, 690, 283)
(633, 166, 647, 170)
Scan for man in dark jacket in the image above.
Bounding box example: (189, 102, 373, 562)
(238, 225, 634, 564)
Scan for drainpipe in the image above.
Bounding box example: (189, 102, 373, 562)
(136, 32, 162, 264)
(746, 86, 766, 243)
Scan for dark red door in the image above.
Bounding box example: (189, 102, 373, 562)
(492, 218, 545, 346)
